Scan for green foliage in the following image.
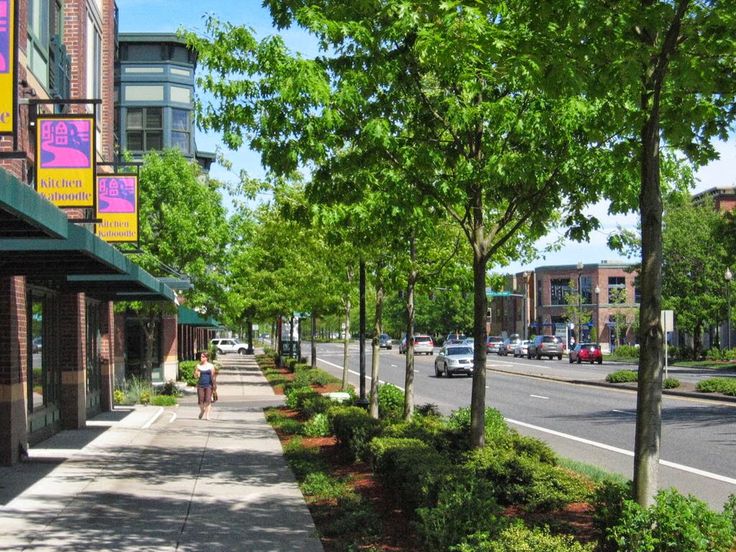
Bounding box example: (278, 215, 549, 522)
(448, 407, 509, 448)
(382, 414, 457, 453)
(663, 377, 680, 389)
(415, 476, 505, 552)
(368, 437, 451, 513)
(606, 489, 735, 552)
(696, 377, 736, 396)
(608, 345, 640, 361)
(452, 523, 596, 552)
(377, 383, 404, 421)
(301, 472, 353, 501)
(303, 413, 331, 437)
(606, 370, 639, 383)
(592, 480, 632, 552)
(300, 394, 334, 417)
(150, 395, 178, 406)
(265, 408, 303, 435)
(157, 380, 182, 396)
(723, 494, 736, 533)
(285, 386, 318, 410)
(327, 406, 382, 462)
(319, 494, 382, 540)
(282, 436, 327, 479)
(115, 376, 154, 405)
(178, 361, 199, 386)
(113, 389, 125, 405)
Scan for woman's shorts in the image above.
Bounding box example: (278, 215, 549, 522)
(197, 386, 213, 405)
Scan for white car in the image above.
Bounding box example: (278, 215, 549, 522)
(513, 340, 530, 357)
(434, 345, 474, 377)
(210, 338, 248, 355)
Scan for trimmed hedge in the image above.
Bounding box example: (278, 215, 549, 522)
(696, 377, 736, 396)
(606, 370, 638, 383)
(179, 361, 198, 386)
(452, 523, 596, 551)
(327, 406, 382, 462)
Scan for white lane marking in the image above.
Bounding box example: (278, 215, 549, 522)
(612, 409, 635, 415)
(317, 358, 405, 391)
(391, 364, 398, 368)
(530, 394, 549, 400)
(506, 418, 736, 486)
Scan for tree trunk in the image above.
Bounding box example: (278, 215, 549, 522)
(403, 238, 417, 419)
(369, 272, 384, 419)
(634, 90, 666, 509)
(470, 247, 489, 448)
(311, 311, 317, 368)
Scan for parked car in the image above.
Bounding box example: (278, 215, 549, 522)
(462, 337, 475, 347)
(32, 336, 43, 354)
(528, 335, 564, 360)
(569, 342, 603, 364)
(486, 336, 504, 354)
(400, 334, 434, 355)
(210, 338, 248, 355)
(434, 345, 474, 377)
(513, 340, 530, 357)
(498, 337, 521, 356)
(379, 333, 393, 349)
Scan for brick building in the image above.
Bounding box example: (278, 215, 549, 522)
(0, 0, 175, 465)
(490, 261, 639, 351)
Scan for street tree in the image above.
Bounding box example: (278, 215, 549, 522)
(662, 195, 730, 356)
(186, 2, 607, 446)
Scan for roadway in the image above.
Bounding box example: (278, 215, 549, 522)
(312, 341, 736, 510)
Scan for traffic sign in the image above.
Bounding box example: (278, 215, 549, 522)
(486, 289, 511, 297)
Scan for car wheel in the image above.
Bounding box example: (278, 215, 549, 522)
(435, 364, 442, 377)
(577, 357, 581, 364)
(558, 354, 562, 360)
(430, 351, 433, 356)
(528, 353, 532, 359)
(597, 358, 603, 364)
(537, 354, 542, 360)
(217, 348, 224, 355)
(238, 348, 247, 355)
(569, 355, 573, 364)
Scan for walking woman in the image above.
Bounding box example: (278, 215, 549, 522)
(195, 352, 217, 420)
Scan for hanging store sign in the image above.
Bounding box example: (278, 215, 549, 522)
(0, 0, 16, 135)
(35, 115, 96, 208)
(95, 174, 139, 243)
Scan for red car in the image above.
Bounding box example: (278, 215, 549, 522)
(569, 343, 603, 364)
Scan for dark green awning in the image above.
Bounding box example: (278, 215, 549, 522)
(0, 169, 69, 239)
(178, 306, 221, 327)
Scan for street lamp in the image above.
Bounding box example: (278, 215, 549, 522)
(726, 267, 733, 350)
(576, 261, 583, 345)
(594, 285, 600, 346)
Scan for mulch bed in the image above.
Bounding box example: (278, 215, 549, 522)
(262, 359, 598, 550)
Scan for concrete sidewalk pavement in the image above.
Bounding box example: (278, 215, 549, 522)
(0, 354, 323, 551)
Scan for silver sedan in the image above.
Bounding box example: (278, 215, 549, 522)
(434, 345, 474, 378)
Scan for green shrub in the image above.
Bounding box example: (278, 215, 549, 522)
(150, 395, 177, 406)
(606, 488, 735, 552)
(464, 441, 588, 512)
(609, 345, 640, 360)
(591, 479, 632, 552)
(303, 413, 331, 437)
(157, 380, 181, 396)
(301, 471, 353, 501)
(448, 406, 510, 448)
(327, 406, 382, 462)
(696, 377, 736, 396)
(723, 494, 736, 532)
(452, 523, 596, 552)
(265, 408, 303, 435)
(663, 377, 680, 389)
(369, 437, 451, 512)
(320, 493, 382, 539)
(415, 475, 505, 552)
(301, 394, 334, 417)
(606, 369, 638, 383)
(383, 414, 454, 452)
(113, 389, 126, 405)
(285, 386, 318, 410)
(377, 383, 404, 420)
(178, 361, 198, 386)
(282, 436, 327, 479)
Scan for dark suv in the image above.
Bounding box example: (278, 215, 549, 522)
(528, 335, 564, 360)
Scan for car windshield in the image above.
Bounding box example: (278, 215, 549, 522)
(542, 336, 559, 343)
(447, 347, 473, 356)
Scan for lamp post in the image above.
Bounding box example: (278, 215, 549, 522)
(576, 261, 583, 344)
(726, 267, 733, 350)
(594, 285, 600, 346)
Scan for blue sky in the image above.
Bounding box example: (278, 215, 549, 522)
(117, 1, 736, 274)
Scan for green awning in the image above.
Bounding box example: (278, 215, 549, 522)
(0, 169, 69, 239)
(178, 306, 221, 327)
(0, 168, 175, 302)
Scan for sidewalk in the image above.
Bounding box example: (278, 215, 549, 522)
(0, 353, 323, 551)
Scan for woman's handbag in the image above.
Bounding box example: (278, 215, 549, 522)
(212, 388, 218, 402)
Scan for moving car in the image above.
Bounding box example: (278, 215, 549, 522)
(528, 335, 564, 360)
(569, 342, 603, 364)
(486, 336, 504, 354)
(210, 338, 248, 355)
(379, 333, 393, 349)
(434, 345, 474, 377)
(513, 340, 530, 357)
(400, 334, 434, 355)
